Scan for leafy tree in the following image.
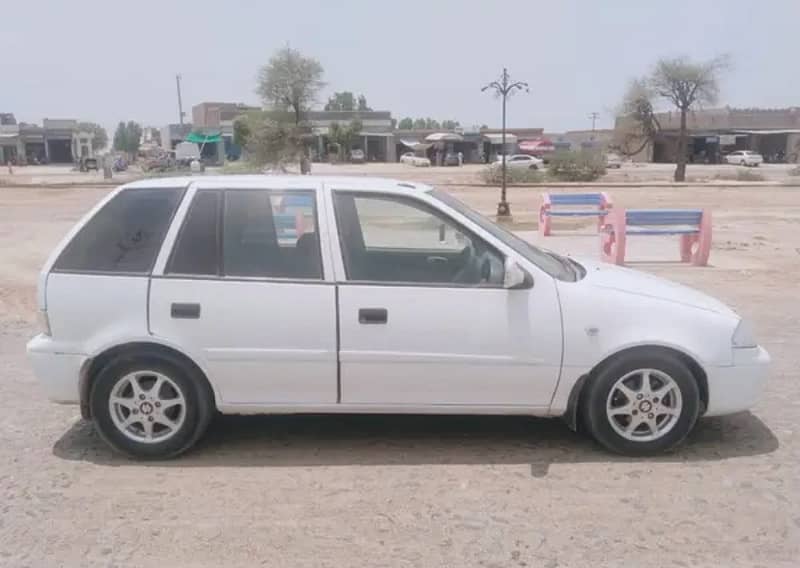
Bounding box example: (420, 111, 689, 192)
(649, 55, 728, 181)
(480, 124, 489, 130)
(325, 91, 356, 111)
(327, 119, 363, 159)
(112, 121, 143, 156)
(441, 120, 460, 130)
(424, 118, 441, 129)
(78, 122, 108, 151)
(412, 118, 427, 129)
(357, 94, 371, 111)
(398, 117, 414, 130)
(256, 46, 325, 125)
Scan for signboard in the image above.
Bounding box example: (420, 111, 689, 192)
(718, 134, 736, 146)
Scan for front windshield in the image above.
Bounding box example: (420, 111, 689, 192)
(431, 189, 577, 281)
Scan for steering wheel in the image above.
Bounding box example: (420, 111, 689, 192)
(452, 243, 499, 285)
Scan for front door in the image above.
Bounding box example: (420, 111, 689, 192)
(149, 185, 338, 406)
(332, 190, 563, 409)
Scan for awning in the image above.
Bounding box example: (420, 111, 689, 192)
(482, 133, 517, 145)
(733, 129, 800, 135)
(400, 139, 432, 151)
(186, 131, 222, 144)
(425, 132, 463, 142)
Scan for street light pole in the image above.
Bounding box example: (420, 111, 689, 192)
(482, 67, 529, 217)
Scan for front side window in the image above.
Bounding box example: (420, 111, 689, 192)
(334, 192, 504, 286)
(167, 189, 322, 280)
(54, 186, 184, 274)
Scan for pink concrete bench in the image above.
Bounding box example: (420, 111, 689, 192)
(539, 192, 612, 236)
(600, 208, 712, 266)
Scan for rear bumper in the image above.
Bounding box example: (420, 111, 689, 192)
(26, 334, 84, 404)
(704, 346, 770, 416)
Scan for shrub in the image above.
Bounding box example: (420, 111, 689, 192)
(546, 150, 607, 182)
(480, 165, 544, 185)
(715, 169, 766, 182)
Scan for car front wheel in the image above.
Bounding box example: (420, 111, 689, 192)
(583, 350, 700, 455)
(90, 355, 214, 459)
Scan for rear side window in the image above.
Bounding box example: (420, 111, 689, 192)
(54, 187, 184, 274)
(167, 190, 221, 275)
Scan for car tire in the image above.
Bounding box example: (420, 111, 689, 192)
(529, 164, 538, 170)
(582, 349, 700, 455)
(90, 355, 214, 459)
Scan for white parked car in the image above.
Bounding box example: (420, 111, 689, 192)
(606, 153, 623, 169)
(724, 150, 763, 167)
(492, 154, 544, 170)
(400, 152, 431, 167)
(27, 176, 769, 458)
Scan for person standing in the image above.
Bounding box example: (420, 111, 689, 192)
(457, 151, 463, 166)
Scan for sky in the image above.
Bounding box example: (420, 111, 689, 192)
(3, 0, 798, 136)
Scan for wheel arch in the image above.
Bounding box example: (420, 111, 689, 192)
(562, 344, 708, 431)
(79, 341, 217, 419)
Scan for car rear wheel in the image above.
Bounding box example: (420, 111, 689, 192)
(90, 355, 214, 459)
(582, 350, 700, 455)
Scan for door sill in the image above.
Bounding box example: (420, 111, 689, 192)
(217, 402, 551, 416)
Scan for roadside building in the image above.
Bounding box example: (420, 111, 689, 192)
(160, 123, 193, 152)
(0, 115, 94, 164)
(615, 107, 800, 163)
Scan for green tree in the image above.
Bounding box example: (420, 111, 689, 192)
(649, 55, 728, 181)
(412, 118, 427, 129)
(616, 79, 662, 158)
(398, 117, 414, 130)
(245, 119, 303, 168)
(441, 120, 460, 130)
(256, 46, 325, 125)
(78, 122, 108, 151)
(325, 91, 356, 111)
(327, 119, 363, 159)
(357, 94, 371, 111)
(424, 118, 441, 129)
(112, 121, 143, 156)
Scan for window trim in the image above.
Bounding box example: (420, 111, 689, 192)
(331, 190, 506, 289)
(51, 186, 187, 276)
(163, 187, 326, 282)
(165, 189, 222, 277)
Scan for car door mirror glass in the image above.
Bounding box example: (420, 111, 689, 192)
(503, 259, 533, 289)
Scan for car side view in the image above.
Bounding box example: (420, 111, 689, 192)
(27, 176, 769, 458)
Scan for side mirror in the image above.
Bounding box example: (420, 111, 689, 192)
(503, 259, 533, 289)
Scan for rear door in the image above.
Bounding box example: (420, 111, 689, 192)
(149, 180, 338, 407)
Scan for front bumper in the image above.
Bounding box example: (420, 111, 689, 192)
(704, 346, 770, 416)
(26, 334, 85, 404)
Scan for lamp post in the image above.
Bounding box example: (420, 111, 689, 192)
(482, 67, 529, 217)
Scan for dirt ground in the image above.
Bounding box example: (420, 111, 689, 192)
(1, 164, 798, 567)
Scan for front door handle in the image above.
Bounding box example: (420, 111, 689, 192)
(358, 308, 388, 324)
(171, 302, 201, 319)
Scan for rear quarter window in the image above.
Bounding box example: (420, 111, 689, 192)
(53, 186, 184, 274)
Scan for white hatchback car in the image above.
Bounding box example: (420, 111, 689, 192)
(27, 176, 769, 458)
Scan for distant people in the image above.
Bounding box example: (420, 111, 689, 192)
(300, 155, 311, 175)
(457, 151, 463, 166)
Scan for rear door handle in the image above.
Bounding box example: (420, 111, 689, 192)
(358, 308, 388, 324)
(171, 303, 201, 319)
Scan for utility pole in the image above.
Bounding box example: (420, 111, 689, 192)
(176, 74, 185, 126)
(481, 68, 529, 217)
(589, 111, 599, 132)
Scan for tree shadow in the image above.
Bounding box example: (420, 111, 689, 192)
(52, 411, 778, 477)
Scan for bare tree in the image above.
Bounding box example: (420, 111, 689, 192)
(256, 47, 325, 126)
(650, 55, 728, 181)
(616, 79, 662, 158)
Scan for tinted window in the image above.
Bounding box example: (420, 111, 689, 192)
(167, 190, 220, 275)
(54, 187, 183, 273)
(334, 193, 504, 286)
(222, 191, 321, 279)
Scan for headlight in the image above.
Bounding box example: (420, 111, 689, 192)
(37, 310, 51, 337)
(732, 319, 757, 348)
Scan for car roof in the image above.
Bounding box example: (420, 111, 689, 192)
(121, 175, 433, 194)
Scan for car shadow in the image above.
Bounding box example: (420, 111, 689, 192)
(52, 412, 778, 477)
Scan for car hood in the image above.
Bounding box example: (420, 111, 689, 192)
(575, 258, 736, 316)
